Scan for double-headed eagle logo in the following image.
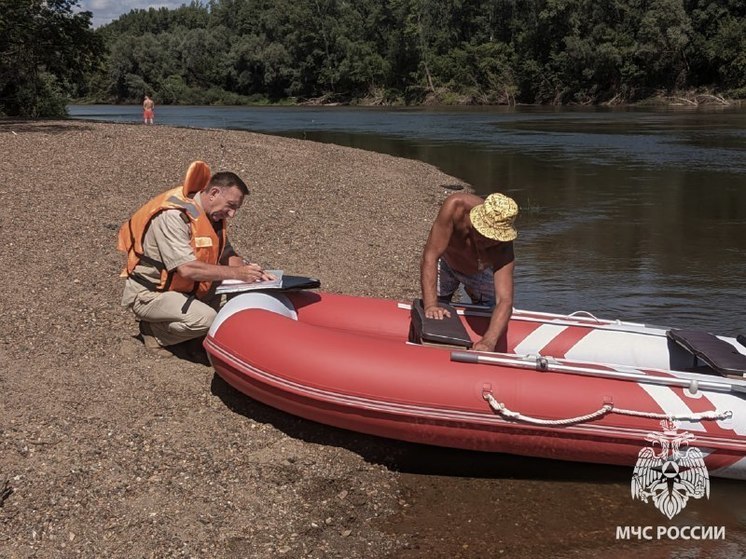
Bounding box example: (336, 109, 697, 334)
(631, 419, 710, 519)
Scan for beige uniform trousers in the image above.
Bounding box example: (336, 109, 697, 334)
(131, 290, 222, 347)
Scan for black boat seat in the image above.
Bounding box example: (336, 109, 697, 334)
(409, 299, 472, 349)
(667, 329, 746, 378)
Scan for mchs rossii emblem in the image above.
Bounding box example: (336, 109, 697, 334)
(631, 420, 710, 519)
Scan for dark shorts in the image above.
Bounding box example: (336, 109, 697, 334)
(437, 258, 495, 306)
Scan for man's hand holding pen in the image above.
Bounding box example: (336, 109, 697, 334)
(226, 255, 275, 282)
(236, 257, 276, 283)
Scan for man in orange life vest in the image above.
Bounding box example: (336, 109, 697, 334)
(119, 164, 272, 356)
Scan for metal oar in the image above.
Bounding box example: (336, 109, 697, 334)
(451, 351, 746, 395)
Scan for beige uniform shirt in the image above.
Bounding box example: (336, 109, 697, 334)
(121, 193, 234, 307)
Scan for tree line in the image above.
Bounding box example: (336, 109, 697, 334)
(2, 0, 745, 117)
(0, 0, 102, 117)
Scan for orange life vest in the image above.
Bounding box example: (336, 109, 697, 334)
(117, 161, 225, 300)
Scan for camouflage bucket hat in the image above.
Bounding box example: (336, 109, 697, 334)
(469, 193, 519, 242)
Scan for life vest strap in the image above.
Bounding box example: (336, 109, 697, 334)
(137, 253, 166, 271)
(129, 273, 162, 292)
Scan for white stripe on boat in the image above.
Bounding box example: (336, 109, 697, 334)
(513, 324, 569, 355)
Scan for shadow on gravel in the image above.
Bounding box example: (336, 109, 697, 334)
(0, 119, 94, 135)
(210, 373, 629, 484)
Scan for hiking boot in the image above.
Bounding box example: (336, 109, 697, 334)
(139, 321, 173, 358)
(138, 321, 159, 348)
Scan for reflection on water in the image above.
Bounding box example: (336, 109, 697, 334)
(69, 105, 745, 333)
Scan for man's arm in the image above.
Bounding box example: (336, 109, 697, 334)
(177, 260, 270, 283)
(151, 211, 270, 283)
(473, 259, 514, 352)
(420, 199, 457, 319)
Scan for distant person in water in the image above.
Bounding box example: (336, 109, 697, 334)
(420, 192, 518, 352)
(143, 95, 155, 125)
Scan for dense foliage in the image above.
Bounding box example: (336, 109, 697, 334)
(0, 0, 102, 117)
(2, 1, 744, 111)
(85, 0, 746, 106)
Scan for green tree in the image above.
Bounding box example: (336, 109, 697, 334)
(634, 0, 693, 90)
(0, 0, 102, 117)
(80, 0, 746, 106)
(687, 0, 746, 94)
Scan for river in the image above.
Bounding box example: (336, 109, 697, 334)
(68, 104, 746, 557)
(69, 104, 745, 335)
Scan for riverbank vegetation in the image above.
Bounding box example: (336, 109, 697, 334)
(0, 0, 101, 117)
(2, 0, 745, 117)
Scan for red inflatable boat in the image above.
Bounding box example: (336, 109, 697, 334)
(204, 291, 746, 479)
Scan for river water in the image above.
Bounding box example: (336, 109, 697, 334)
(69, 104, 746, 557)
(70, 104, 745, 335)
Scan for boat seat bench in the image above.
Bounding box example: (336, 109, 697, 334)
(409, 299, 472, 349)
(667, 329, 746, 378)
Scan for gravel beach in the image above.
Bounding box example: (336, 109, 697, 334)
(3, 119, 739, 559)
(0, 119, 464, 558)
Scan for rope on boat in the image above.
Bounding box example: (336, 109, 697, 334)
(483, 393, 733, 426)
(568, 310, 602, 322)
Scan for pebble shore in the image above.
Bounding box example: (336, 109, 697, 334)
(0, 119, 464, 558)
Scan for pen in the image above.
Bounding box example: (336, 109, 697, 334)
(241, 258, 274, 282)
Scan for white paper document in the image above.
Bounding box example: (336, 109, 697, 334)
(215, 270, 283, 294)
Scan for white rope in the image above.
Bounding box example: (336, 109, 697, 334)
(483, 393, 733, 426)
(568, 310, 602, 322)
(610, 407, 732, 421)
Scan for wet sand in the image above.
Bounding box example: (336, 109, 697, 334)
(0, 119, 743, 558)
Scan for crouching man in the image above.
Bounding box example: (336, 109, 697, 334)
(118, 161, 272, 357)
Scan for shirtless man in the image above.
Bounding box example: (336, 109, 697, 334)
(143, 95, 155, 124)
(420, 192, 518, 352)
